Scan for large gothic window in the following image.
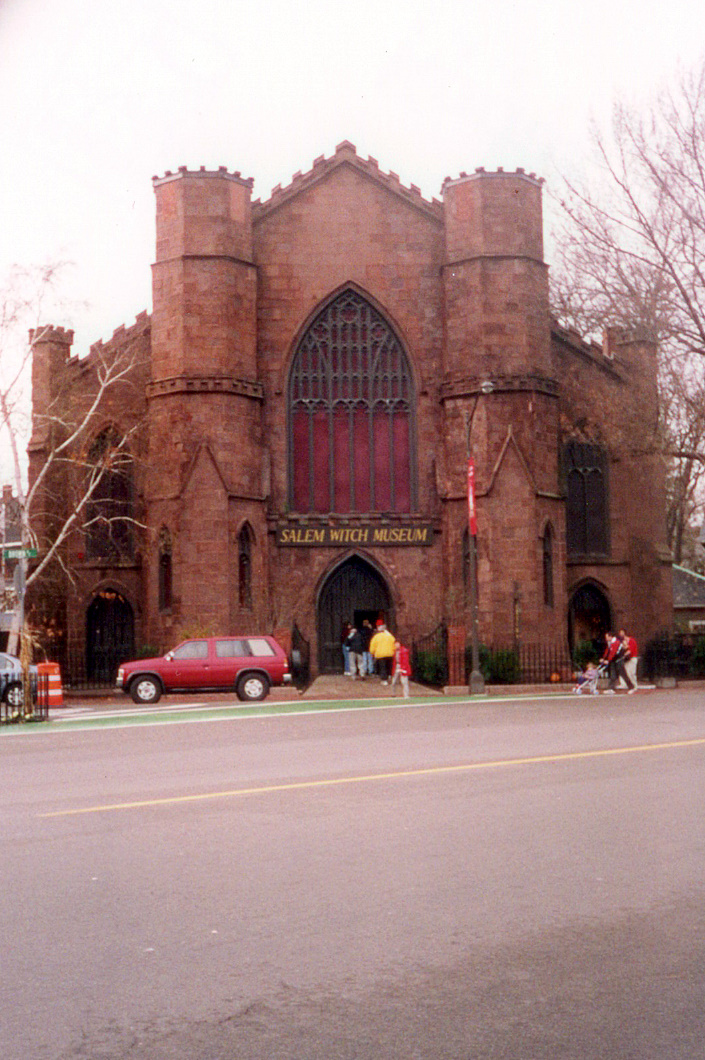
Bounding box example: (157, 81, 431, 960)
(288, 290, 416, 513)
(563, 442, 609, 557)
(85, 427, 134, 560)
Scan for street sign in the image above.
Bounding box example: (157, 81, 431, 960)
(3, 548, 38, 560)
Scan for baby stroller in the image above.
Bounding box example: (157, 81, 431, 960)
(572, 662, 607, 695)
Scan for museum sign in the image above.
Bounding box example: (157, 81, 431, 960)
(276, 522, 434, 547)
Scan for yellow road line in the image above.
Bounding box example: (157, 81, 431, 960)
(39, 736, 705, 818)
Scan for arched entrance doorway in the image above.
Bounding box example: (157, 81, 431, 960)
(318, 556, 393, 673)
(86, 589, 135, 683)
(568, 583, 612, 656)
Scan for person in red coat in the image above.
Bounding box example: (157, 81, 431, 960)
(619, 628, 639, 691)
(600, 631, 635, 693)
(391, 640, 412, 698)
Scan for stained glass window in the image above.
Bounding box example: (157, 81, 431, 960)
(288, 290, 416, 513)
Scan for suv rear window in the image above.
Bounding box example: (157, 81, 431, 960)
(215, 640, 248, 658)
(247, 638, 276, 657)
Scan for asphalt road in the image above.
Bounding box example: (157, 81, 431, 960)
(2, 690, 704, 1059)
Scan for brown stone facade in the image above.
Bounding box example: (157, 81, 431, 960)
(28, 143, 672, 677)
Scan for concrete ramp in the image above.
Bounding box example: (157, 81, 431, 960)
(300, 675, 437, 700)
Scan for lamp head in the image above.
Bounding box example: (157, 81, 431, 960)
(480, 380, 494, 394)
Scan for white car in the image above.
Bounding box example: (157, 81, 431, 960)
(0, 652, 38, 708)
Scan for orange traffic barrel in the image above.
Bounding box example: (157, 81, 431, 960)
(37, 662, 64, 708)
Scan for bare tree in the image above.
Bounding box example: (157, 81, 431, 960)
(1, 264, 147, 709)
(551, 61, 705, 562)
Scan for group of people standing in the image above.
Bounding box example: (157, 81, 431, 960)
(341, 619, 412, 697)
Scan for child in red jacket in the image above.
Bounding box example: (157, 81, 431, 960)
(391, 641, 411, 698)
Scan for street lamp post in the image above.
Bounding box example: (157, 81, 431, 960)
(465, 382, 493, 696)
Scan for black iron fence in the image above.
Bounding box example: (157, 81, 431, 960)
(411, 629, 705, 689)
(17, 629, 705, 698)
(473, 641, 574, 685)
(411, 622, 449, 687)
(411, 629, 578, 688)
(447, 641, 573, 687)
(1, 673, 49, 725)
(641, 632, 705, 681)
(40, 648, 114, 690)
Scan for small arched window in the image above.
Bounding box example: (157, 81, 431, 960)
(158, 527, 172, 611)
(288, 289, 416, 513)
(238, 523, 253, 610)
(542, 523, 554, 607)
(85, 427, 134, 560)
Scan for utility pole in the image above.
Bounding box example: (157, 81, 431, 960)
(465, 381, 493, 695)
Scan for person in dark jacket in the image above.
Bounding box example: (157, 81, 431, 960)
(341, 622, 352, 675)
(346, 625, 364, 679)
(360, 619, 374, 677)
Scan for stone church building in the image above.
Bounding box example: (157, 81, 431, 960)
(28, 142, 673, 679)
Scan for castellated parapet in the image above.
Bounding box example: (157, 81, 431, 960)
(442, 168, 544, 263)
(151, 166, 256, 382)
(29, 326, 74, 441)
(441, 167, 551, 382)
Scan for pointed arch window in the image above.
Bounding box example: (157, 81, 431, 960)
(288, 289, 416, 513)
(238, 523, 253, 610)
(158, 527, 173, 611)
(563, 442, 609, 557)
(85, 427, 134, 560)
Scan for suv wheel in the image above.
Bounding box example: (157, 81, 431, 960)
(236, 673, 269, 702)
(130, 676, 162, 704)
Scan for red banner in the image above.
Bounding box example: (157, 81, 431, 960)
(467, 458, 477, 536)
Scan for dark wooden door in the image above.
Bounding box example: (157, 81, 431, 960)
(318, 557, 392, 673)
(86, 590, 135, 683)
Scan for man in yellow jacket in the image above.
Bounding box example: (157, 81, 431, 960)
(369, 624, 396, 684)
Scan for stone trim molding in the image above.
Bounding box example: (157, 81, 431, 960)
(441, 373, 559, 401)
(147, 375, 264, 400)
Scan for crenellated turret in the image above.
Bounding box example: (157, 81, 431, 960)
(146, 166, 264, 639)
(442, 168, 550, 381)
(151, 166, 257, 381)
(441, 169, 562, 643)
(29, 326, 74, 447)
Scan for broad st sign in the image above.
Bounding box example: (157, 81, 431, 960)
(276, 523, 434, 547)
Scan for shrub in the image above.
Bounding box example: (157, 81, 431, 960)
(413, 649, 447, 687)
(477, 645, 521, 684)
(572, 639, 598, 672)
(689, 637, 705, 677)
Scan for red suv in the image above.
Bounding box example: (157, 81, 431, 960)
(116, 636, 292, 704)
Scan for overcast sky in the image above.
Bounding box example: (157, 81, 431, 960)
(0, 0, 703, 356)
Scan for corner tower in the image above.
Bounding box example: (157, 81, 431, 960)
(442, 167, 549, 380)
(441, 169, 565, 644)
(146, 167, 264, 640)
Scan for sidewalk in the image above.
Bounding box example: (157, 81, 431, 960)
(56, 672, 679, 711)
(58, 675, 582, 711)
